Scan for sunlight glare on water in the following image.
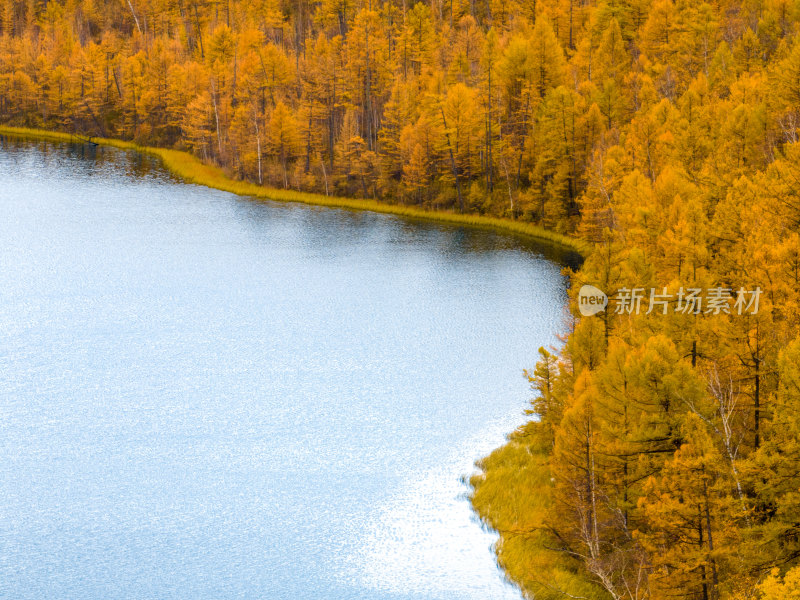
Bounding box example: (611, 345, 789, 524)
(0, 139, 574, 599)
(350, 417, 525, 599)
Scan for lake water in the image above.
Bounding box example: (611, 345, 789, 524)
(0, 140, 574, 599)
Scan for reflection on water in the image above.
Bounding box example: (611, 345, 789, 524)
(0, 138, 569, 599)
(351, 417, 524, 598)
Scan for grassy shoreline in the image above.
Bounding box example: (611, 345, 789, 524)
(0, 124, 589, 597)
(0, 125, 590, 257)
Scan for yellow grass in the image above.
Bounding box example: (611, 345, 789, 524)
(470, 421, 606, 599)
(0, 125, 591, 257)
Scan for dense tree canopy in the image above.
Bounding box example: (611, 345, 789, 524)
(5, 0, 800, 597)
(5, 0, 783, 226)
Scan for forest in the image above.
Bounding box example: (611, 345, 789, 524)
(3, 0, 800, 597)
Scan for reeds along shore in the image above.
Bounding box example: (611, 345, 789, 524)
(7, 0, 800, 595)
(0, 126, 589, 258)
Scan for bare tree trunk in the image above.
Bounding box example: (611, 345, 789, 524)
(499, 150, 514, 215)
(439, 107, 463, 212)
(210, 80, 222, 160)
(254, 112, 263, 184)
(320, 153, 329, 196)
(125, 0, 142, 33)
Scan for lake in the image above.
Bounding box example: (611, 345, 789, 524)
(0, 139, 574, 599)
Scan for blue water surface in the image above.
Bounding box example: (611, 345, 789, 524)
(0, 140, 572, 599)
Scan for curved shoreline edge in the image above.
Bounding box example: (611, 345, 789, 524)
(0, 124, 586, 597)
(0, 125, 590, 258)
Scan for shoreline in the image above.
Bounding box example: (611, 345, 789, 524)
(0, 125, 590, 258)
(1, 123, 583, 598)
(0, 125, 580, 595)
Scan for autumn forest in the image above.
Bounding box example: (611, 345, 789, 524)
(4, 0, 800, 597)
